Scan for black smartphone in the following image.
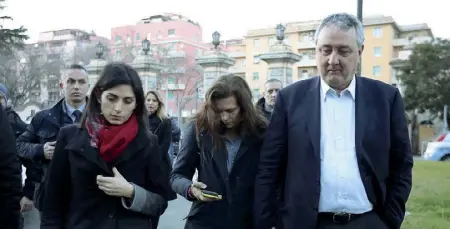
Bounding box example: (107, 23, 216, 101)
(201, 190, 222, 199)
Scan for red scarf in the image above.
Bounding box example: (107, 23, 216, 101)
(85, 114, 138, 162)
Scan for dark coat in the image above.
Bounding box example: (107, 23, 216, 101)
(4, 106, 37, 200)
(40, 124, 172, 229)
(148, 113, 172, 157)
(255, 97, 272, 121)
(148, 114, 177, 229)
(254, 76, 413, 229)
(16, 99, 80, 210)
(171, 122, 266, 229)
(0, 107, 22, 229)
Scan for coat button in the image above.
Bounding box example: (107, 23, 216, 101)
(108, 213, 115, 219)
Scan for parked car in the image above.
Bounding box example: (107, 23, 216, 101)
(423, 131, 450, 161)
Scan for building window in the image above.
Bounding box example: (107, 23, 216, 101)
(283, 35, 290, 45)
(268, 36, 276, 46)
(373, 47, 382, 57)
(168, 91, 176, 99)
(168, 29, 175, 36)
(373, 27, 382, 38)
(252, 88, 261, 98)
(252, 72, 259, 80)
(253, 39, 260, 47)
(299, 69, 309, 79)
(115, 35, 122, 43)
(242, 59, 246, 67)
(299, 50, 315, 59)
(372, 66, 381, 77)
(136, 33, 141, 40)
(253, 55, 261, 64)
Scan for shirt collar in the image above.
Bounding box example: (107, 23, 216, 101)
(320, 75, 356, 101)
(64, 100, 86, 115)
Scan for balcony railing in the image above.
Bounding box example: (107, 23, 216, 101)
(161, 83, 186, 90)
(227, 51, 246, 58)
(296, 57, 316, 67)
(163, 51, 186, 58)
(392, 36, 432, 47)
(297, 40, 315, 49)
(228, 66, 245, 73)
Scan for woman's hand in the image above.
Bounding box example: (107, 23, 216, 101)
(97, 167, 134, 198)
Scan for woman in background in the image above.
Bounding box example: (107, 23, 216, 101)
(145, 90, 177, 229)
(41, 62, 172, 229)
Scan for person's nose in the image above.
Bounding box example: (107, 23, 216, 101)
(328, 50, 340, 65)
(114, 101, 123, 113)
(221, 113, 229, 121)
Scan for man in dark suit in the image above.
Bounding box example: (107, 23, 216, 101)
(254, 13, 413, 229)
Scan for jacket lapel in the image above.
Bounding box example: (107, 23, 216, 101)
(306, 77, 321, 158)
(355, 77, 373, 160)
(65, 128, 112, 175)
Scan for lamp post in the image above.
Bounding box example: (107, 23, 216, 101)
(357, 0, 363, 75)
(95, 42, 104, 75)
(212, 31, 220, 50)
(95, 42, 104, 59)
(275, 24, 285, 43)
(142, 38, 150, 56)
(141, 38, 151, 90)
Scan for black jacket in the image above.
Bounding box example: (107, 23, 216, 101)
(256, 98, 271, 121)
(0, 107, 22, 229)
(41, 124, 172, 229)
(16, 99, 82, 210)
(4, 106, 37, 200)
(170, 117, 181, 142)
(171, 122, 266, 229)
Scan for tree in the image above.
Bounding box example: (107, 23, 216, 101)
(0, 0, 28, 54)
(398, 38, 450, 124)
(397, 38, 450, 154)
(0, 46, 49, 106)
(156, 46, 203, 120)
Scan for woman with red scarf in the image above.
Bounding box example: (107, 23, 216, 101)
(40, 62, 172, 229)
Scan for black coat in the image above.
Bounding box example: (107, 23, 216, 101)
(16, 99, 77, 210)
(0, 107, 22, 229)
(171, 122, 266, 229)
(4, 106, 37, 200)
(40, 124, 172, 229)
(148, 113, 172, 157)
(147, 114, 177, 228)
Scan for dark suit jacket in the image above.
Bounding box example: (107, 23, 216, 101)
(253, 76, 413, 229)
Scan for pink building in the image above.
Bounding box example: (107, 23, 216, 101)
(111, 13, 208, 118)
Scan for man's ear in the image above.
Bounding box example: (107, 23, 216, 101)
(59, 82, 63, 89)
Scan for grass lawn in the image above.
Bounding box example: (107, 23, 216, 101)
(401, 160, 450, 229)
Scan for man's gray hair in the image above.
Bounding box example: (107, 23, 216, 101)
(264, 78, 283, 87)
(314, 13, 365, 48)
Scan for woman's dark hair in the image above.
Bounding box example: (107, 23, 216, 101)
(195, 74, 267, 150)
(80, 62, 148, 130)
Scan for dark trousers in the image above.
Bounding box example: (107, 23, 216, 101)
(317, 211, 388, 229)
(151, 216, 160, 229)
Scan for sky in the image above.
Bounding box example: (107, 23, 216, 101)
(2, 0, 444, 43)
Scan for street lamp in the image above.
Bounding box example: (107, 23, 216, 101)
(212, 31, 220, 49)
(357, 0, 363, 75)
(96, 42, 104, 59)
(275, 24, 285, 43)
(142, 38, 150, 55)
